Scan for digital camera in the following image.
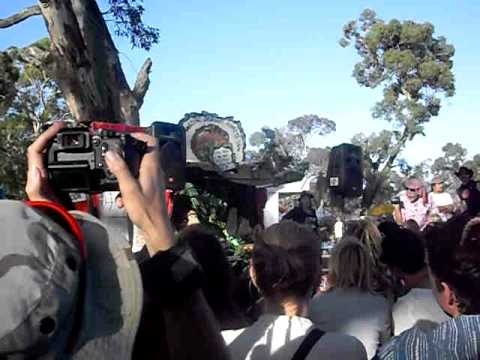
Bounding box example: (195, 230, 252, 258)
(46, 122, 147, 193)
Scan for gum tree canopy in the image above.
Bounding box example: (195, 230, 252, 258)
(341, 9, 455, 208)
(0, 0, 159, 124)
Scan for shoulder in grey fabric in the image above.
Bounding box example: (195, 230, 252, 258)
(309, 288, 392, 359)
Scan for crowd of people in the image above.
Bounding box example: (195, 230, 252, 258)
(2, 122, 480, 359)
(393, 170, 480, 229)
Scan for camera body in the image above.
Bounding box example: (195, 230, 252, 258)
(46, 123, 146, 193)
(391, 196, 404, 209)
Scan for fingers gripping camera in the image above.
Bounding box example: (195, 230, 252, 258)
(45, 121, 186, 193)
(46, 123, 147, 193)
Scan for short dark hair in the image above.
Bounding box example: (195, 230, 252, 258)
(455, 166, 474, 178)
(378, 221, 425, 274)
(425, 215, 480, 314)
(252, 220, 321, 298)
(177, 224, 235, 310)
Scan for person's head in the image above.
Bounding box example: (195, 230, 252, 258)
(405, 178, 424, 202)
(0, 200, 142, 358)
(251, 220, 321, 302)
(425, 216, 480, 317)
(177, 225, 235, 312)
(378, 221, 426, 289)
(455, 166, 474, 185)
(328, 237, 375, 292)
(348, 218, 382, 265)
(299, 191, 314, 210)
(431, 177, 445, 193)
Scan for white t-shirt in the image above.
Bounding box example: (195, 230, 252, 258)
(428, 192, 454, 221)
(222, 314, 367, 360)
(392, 288, 449, 336)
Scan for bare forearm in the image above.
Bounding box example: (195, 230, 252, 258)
(393, 206, 403, 224)
(144, 212, 176, 255)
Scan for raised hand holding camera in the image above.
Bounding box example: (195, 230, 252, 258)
(104, 133, 176, 253)
(46, 122, 147, 193)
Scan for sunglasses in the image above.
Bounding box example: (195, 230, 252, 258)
(406, 187, 421, 192)
(26, 200, 87, 260)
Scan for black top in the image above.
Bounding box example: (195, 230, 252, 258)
(133, 245, 203, 359)
(283, 207, 319, 232)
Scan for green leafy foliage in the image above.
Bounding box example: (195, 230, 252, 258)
(183, 183, 250, 273)
(105, 0, 160, 50)
(2, 41, 67, 130)
(0, 118, 31, 199)
(287, 114, 336, 136)
(341, 9, 455, 135)
(248, 115, 335, 175)
(430, 143, 480, 193)
(342, 9, 455, 209)
(0, 52, 20, 116)
(0, 40, 67, 198)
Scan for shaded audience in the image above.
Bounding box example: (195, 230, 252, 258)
(378, 215, 480, 359)
(455, 166, 480, 216)
(378, 222, 448, 336)
(309, 238, 391, 359)
(222, 221, 367, 359)
(177, 224, 247, 330)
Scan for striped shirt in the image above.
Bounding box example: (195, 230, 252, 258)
(377, 315, 480, 359)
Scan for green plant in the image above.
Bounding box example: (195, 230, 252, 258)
(183, 182, 250, 273)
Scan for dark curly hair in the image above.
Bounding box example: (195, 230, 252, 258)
(252, 220, 322, 299)
(425, 215, 480, 314)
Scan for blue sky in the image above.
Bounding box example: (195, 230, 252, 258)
(1, 0, 479, 165)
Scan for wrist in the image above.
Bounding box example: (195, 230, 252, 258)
(142, 220, 176, 253)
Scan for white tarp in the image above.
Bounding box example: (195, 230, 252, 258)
(263, 175, 317, 227)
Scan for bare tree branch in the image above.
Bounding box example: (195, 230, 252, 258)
(132, 57, 153, 107)
(0, 5, 41, 29)
(380, 127, 410, 175)
(18, 45, 51, 67)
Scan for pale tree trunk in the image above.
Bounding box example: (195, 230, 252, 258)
(1, 0, 152, 125)
(361, 127, 411, 209)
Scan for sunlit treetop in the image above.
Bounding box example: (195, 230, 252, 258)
(340, 9, 455, 137)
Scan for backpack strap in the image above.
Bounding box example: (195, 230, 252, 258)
(291, 328, 326, 360)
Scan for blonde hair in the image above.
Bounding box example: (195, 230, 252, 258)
(349, 219, 383, 267)
(328, 237, 375, 292)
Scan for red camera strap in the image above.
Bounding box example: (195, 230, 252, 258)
(26, 200, 87, 260)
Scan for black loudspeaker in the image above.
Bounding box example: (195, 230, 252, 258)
(327, 143, 363, 198)
(151, 122, 186, 191)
